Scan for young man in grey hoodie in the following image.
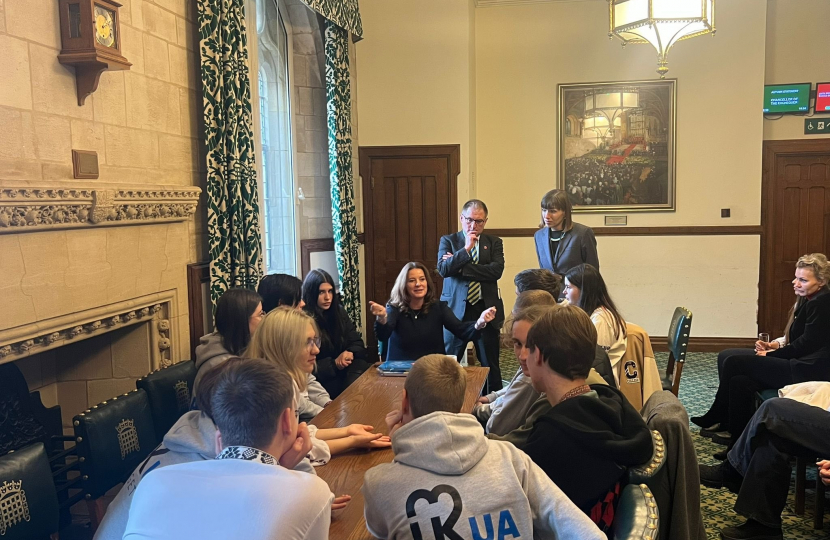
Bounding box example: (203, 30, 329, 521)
(362, 354, 604, 540)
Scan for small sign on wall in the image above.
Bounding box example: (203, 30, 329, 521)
(604, 215, 628, 226)
(805, 119, 830, 135)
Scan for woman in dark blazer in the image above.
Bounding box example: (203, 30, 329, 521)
(693, 253, 830, 443)
(534, 189, 599, 286)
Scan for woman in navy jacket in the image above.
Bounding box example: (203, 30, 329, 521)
(534, 190, 599, 288)
(693, 253, 830, 442)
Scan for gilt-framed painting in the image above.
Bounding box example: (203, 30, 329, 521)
(558, 79, 677, 213)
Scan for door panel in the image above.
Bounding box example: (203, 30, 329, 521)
(359, 146, 460, 357)
(760, 140, 830, 337)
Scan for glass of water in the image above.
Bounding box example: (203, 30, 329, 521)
(759, 333, 770, 349)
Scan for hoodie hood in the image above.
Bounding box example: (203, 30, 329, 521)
(162, 410, 217, 459)
(194, 333, 232, 370)
(391, 412, 488, 475)
(541, 384, 652, 467)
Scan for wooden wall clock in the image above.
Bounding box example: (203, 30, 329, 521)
(57, 0, 131, 106)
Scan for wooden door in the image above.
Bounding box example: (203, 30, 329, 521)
(759, 139, 830, 337)
(359, 145, 460, 355)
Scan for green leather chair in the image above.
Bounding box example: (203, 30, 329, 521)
(136, 360, 197, 440)
(627, 430, 667, 488)
(0, 442, 59, 540)
(73, 389, 158, 527)
(661, 307, 692, 396)
(613, 483, 660, 540)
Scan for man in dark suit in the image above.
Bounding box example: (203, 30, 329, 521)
(437, 199, 505, 391)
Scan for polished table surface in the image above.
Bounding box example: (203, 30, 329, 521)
(311, 366, 489, 540)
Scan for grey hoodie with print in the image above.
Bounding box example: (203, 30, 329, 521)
(362, 412, 604, 540)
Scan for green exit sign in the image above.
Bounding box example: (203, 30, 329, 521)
(805, 118, 830, 134)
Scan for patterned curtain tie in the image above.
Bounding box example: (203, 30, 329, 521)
(467, 244, 481, 305)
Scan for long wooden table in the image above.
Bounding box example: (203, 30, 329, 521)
(311, 366, 489, 540)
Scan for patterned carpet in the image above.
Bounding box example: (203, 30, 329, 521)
(497, 349, 829, 539)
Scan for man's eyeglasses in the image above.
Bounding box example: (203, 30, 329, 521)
(461, 215, 486, 227)
(306, 336, 321, 350)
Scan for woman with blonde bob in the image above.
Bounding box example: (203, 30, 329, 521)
(693, 253, 830, 443)
(246, 307, 391, 457)
(368, 261, 496, 362)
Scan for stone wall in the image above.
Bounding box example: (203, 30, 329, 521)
(0, 0, 206, 388)
(286, 0, 333, 240)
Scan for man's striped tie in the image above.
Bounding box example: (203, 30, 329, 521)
(467, 243, 481, 304)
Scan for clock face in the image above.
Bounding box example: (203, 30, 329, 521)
(93, 5, 116, 48)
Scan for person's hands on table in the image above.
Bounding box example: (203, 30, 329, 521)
(332, 494, 352, 514)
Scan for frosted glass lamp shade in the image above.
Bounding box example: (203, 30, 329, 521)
(609, 0, 716, 77)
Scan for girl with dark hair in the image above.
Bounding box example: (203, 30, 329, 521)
(193, 288, 264, 396)
(564, 264, 627, 383)
(257, 273, 305, 313)
(302, 269, 371, 397)
(533, 189, 599, 283)
(368, 261, 496, 362)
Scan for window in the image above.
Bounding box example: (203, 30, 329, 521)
(256, 0, 296, 275)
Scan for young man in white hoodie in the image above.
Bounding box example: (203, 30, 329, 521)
(122, 357, 334, 540)
(362, 354, 604, 540)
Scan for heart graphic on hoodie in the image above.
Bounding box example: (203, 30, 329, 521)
(405, 484, 464, 540)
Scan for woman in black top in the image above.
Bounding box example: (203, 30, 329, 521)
(369, 262, 496, 362)
(692, 253, 830, 441)
(302, 269, 371, 398)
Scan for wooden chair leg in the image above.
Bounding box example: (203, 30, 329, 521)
(86, 497, 107, 531)
(795, 457, 807, 515)
(671, 362, 684, 397)
(815, 473, 826, 530)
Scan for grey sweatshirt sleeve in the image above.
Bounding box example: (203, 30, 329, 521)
(306, 374, 331, 407)
(515, 449, 605, 540)
(486, 373, 540, 436)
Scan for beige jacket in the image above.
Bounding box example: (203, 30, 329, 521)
(617, 323, 662, 411)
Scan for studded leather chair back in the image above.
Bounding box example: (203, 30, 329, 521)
(137, 361, 197, 440)
(73, 389, 158, 499)
(0, 442, 59, 540)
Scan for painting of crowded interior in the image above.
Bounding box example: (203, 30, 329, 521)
(558, 80, 676, 212)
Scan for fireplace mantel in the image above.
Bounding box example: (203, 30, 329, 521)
(0, 291, 177, 368)
(0, 183, 201, 234)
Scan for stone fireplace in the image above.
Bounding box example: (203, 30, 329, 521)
(1, 183, 200, 429)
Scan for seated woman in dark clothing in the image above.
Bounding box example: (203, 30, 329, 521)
(692, 253, 830, 445)
(369, 261, 496, 362)
(302, 269, 371, 398)
(521, 304, 652, 533)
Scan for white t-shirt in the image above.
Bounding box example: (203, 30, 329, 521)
(123, 451, 333, 540)
(591, 306, 627, 385)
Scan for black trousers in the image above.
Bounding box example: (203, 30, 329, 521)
(446, 300, 502, 392)
(729, 398, 830, 527)
(704, 353, 795, 436)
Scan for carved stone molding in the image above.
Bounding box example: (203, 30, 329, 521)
(0, 186, 201, 234)
(0, 291, 177, 368)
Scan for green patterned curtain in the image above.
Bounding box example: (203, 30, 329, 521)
(302, 0, 363, 39)
(324, 20, 361, 330)
(198, 0, 263, 305)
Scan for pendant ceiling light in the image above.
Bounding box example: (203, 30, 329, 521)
(609, 0, 716, 78)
